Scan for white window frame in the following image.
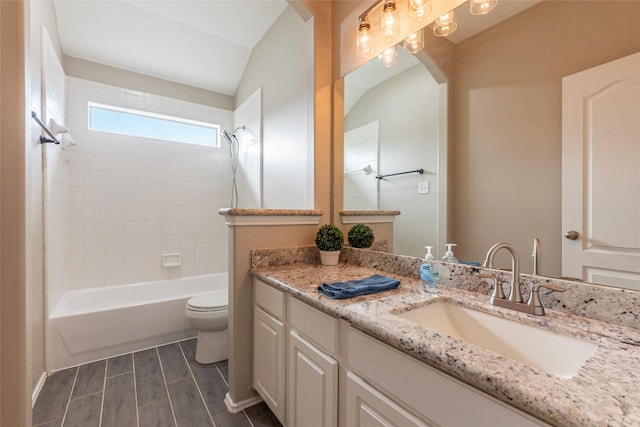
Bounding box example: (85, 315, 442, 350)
(88, 101, 220, 147)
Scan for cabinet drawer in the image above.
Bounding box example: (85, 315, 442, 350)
(289, 296, 339, 355)
(254, 278, 285, 320)
(347, 327, 549, 427)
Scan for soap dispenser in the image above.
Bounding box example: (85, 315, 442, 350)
(442, 243, 459, 263)
(420, 246, 439, 293)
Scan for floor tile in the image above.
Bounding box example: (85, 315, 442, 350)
(138, 398, 176, 427)
(216, 360, 229, 384)
(33, 339, 280, 427)
(107, 354, 133, 377)
(71, 360, 105, 399)
(134, 349, 169, 407)
(189, 361, 229, 416)
(245, 402, 283, 427)
(178, 338, 197, 364)
(157, 343, 190, 384)
(63, 392, 102, 427)
(166, 377, 214, 426)
(101, 372, 137, 427)
(213, 411, 253, 427)
(32, 367, 78, 425)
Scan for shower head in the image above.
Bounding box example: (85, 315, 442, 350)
(221, 126, 246, 144)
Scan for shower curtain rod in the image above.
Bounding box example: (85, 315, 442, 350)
(375, 168, 424, 180)
(31, 111, 60, 144)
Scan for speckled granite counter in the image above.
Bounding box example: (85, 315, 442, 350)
(252, 259, 640, 426)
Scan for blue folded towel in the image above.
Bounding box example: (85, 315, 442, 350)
(317, 274, 401, 299)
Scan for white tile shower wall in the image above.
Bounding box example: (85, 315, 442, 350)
(65, 77, 233, 289)
(42, 29, 68, 313)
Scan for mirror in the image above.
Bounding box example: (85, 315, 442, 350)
(342, 0, 640, 287)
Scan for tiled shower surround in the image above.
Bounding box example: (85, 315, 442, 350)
(64, 77, 233, 289)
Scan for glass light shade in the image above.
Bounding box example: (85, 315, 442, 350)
(408, 0, 432, 21)
(433, 10, 457, 37)
(404, 30, 424, 53)
(378, 45, 397, 68)
(356, 20, 375, 57)
(470, 0, 498, 15)
(380, 0, 400, 41)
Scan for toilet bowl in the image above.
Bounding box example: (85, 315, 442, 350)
(185, 290, 228, 364)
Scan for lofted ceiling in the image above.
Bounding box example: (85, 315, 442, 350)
(53, 0, 288, 96)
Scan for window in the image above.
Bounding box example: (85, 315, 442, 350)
(88, 102, 219, 147)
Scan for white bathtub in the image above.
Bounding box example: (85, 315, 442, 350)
(48, 273, 227, 371)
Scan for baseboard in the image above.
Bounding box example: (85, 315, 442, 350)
(224, 392, 263, 413)
(32, 372, 48, 407)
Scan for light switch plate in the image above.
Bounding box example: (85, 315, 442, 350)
(418, 181, 429, 194)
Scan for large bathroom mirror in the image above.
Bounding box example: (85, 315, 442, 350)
(341, 0, 640, 288)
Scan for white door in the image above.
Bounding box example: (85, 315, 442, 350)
(562, 52, 640, 289)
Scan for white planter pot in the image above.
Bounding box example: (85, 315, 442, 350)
(319, 250, 341, 266)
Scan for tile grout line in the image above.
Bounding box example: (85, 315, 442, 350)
(132, 353, 141, 427)
(98, 361, 108, 427)
(60, 367, 80, 427)
(177, 341, 217, 427)
(155, 347, 180, 427)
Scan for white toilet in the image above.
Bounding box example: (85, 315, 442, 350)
(185, 290, 228, 364)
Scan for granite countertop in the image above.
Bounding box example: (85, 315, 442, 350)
(252, 262, 640, 427)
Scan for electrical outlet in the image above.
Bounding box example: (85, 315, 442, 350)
(418, 181, 429, 194)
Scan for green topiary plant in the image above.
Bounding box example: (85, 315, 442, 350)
(315, 225, 344, 252)
(347, 224, 375, 248)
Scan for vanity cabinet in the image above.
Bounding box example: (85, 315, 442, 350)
(346, 326, 549, 427)
(253, 278, 549, 427)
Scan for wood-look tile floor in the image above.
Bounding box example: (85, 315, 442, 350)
(33, 339, 282, 427)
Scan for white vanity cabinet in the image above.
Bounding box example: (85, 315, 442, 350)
(346, 327, 550, 427)
(253, 279, 287, 424)
(253, 278, 550, 427)
(287, 297, 339, 427)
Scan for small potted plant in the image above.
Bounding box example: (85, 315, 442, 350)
(347, 224, 375, 249)
(315, 224, 344, 266)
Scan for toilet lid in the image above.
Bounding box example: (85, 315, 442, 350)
(187, 292, 228, 311)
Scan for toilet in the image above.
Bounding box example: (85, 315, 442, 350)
(185, 290, 228, 364)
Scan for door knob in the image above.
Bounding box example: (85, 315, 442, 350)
(563, 230, 579, 240)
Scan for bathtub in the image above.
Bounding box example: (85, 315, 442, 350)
(48, 273, 227, 371)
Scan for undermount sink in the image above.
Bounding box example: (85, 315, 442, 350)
(396, 301, 598, 378)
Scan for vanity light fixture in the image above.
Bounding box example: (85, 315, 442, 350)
(404, 29, 424, 53)
(356, 15, 375, 57)
(378, 45, 398, 67)
(433, 10, 457, 37)
(470, 0, 498, 15)
(380, 0, 400, 41)
(408, 0, 432, 21)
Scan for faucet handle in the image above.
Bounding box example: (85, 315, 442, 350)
(527, 283, 566, 315)
(479, 274, 505, 301)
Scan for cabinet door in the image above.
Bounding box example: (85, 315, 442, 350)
(288, 329, 338, 427)
(346, 372, 432, 427)
(253, 307, 286, 424)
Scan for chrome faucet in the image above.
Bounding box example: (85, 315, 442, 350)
(482, 242, 565, 316)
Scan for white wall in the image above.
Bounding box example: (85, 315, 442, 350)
(345, 65, 440, 257)
(27, 0, 63, 395)
(234, 88, 262, 208)
(344, 121, 379, 210)
(65, 77, 233, 289)
(235, 6, 314, 209)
